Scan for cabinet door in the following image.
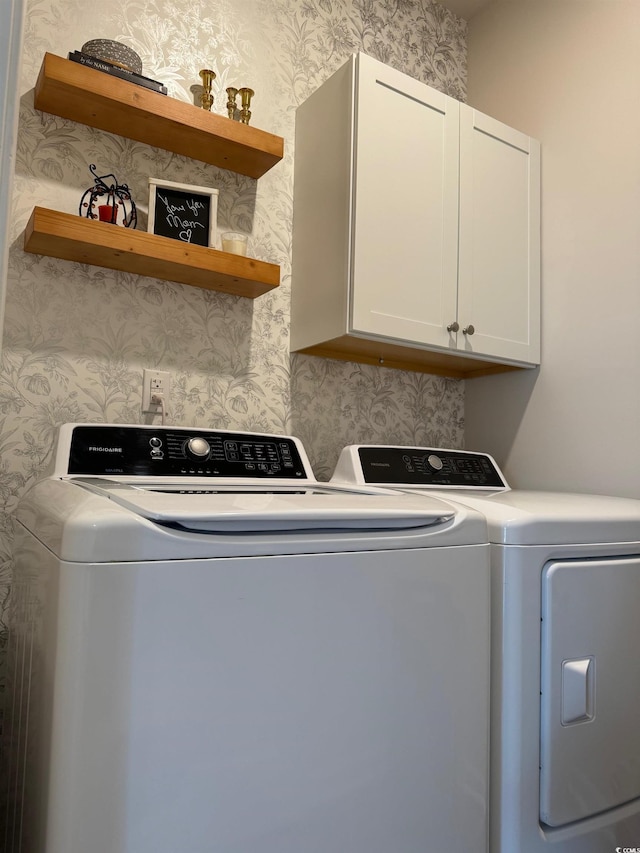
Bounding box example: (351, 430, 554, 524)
(458, 107, 540, 364)
(350, 54, 460, 350)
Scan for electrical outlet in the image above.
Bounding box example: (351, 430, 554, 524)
(142, 368, 171, 413)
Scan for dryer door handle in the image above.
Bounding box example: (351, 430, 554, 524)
(561, 657, 594, 725)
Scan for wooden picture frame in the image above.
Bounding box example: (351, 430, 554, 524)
(148, 178, 218, 248)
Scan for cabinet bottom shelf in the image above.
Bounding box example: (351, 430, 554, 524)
(23, 207, 280, 298)
(293, 335, 532, 380)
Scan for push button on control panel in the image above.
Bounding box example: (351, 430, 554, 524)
(149, 436, 164, 460)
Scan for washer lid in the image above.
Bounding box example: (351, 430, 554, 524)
(15, 477, 489, 561)
(52, 426, 457, 531)
(71, 478, 457, 532)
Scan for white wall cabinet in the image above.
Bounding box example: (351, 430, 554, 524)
(291, 52, 540, 379)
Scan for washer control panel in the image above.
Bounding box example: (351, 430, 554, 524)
(66, 425, 308, 478)
(357, 446, 507, 489)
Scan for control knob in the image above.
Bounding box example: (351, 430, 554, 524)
(427, 453, 443, 471)
(187, 437, 211, 458)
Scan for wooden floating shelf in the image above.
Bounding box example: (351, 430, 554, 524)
(34, 53, 284, 179)
(24, 207, 280, 299)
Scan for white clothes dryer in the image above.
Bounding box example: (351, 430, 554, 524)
(332, 444, 640, 853)
(5, 424, 491, 853)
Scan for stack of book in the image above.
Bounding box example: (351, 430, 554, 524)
(68, 51, 168, 95)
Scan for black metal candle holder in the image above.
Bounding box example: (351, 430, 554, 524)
(79, 164, 137, 228)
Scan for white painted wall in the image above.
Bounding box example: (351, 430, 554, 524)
(0, 0, 26, 351)
(464, 0, 640, 497)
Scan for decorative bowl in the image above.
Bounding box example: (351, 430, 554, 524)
(81, 39, 143, 75)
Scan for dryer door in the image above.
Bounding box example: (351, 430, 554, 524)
(540, 557, 640, 827)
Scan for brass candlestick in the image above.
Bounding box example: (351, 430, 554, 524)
(199, 69, 216, 111)
(225, 87, 239, 119)
(238, 87, 255, 125)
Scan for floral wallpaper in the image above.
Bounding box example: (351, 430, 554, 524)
(0, 0, 466, 727)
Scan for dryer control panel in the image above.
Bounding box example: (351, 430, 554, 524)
(353, 446, 508, 489)
(61, 425, 309, 479)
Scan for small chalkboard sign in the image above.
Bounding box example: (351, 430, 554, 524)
(147, 178, 219, 247)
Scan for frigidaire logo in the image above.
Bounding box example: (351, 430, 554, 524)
(88, 446, 123, 453)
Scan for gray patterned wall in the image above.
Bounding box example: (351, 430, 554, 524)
(0, 0, 466, 706)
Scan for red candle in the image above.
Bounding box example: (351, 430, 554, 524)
(98, 205, 116, 223)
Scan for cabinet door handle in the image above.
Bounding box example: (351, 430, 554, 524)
(447, 321, 459, 333)
(463, 325, 475, 336)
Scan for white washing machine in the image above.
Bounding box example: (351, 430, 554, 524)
(4, 424, 491, 853)
(332, 444, 640, 853)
